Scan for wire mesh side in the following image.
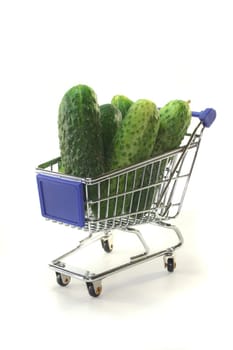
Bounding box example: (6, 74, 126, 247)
(36, 121, 204, 233)
(84, 144, 200, 232)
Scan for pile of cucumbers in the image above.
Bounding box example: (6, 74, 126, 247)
(58, 84, 191, 219)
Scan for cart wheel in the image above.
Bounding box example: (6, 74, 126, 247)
(56, 272, 71, 286)
(101, 237, 113, 253)
(86, 281, 102, 297)
(166, 257, 176, 273)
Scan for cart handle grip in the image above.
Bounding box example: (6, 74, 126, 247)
(192, 108, 216, 127)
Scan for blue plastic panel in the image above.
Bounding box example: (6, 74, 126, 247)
(36, 174, 85, 227)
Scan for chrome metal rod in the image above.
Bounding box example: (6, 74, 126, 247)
(153, 221, 184, 249)
(49, 222, 183, 282)
(125, 227, 150, 261)
(52, 231, 110, 264)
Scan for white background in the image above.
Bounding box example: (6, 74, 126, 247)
(0, 1, 232, 349)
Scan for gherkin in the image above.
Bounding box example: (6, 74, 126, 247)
(111, 95, 134, 119)
(95, 99, 160, 220)
(133, 100, 192, 216)
(111, 99, 160, 170)
(99, 103, 122, 171)
(111, 100, 160, 217)
(58, 85, 105, 221)
(152, 100, 191, 156)
(58, 84, 104, 178)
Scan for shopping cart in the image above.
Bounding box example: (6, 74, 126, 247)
(36, 108, 216, 297)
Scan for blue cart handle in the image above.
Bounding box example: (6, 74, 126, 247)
(192, 108, 216, 127)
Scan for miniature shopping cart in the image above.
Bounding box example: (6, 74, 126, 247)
(36, 108, 216, 297)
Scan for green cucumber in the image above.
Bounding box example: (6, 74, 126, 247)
(152, 100, 191, 156)
(106, 99, 160, 218)
(100, 103, 122, 171)
(58, 84, 104, 178)
(111, 99, 160, 170)
(91, 99, 160, 220)
(111, 95, 133, 119)
(58, 85, 105, 220)
(135, 99, 192, 218)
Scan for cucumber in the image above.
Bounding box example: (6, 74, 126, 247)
(100, 103, 122, 171)
(135, 99, 192, 218)
(107, 99, 160, 218)
(152, 100, 191, 156)
(111, 95, 133, 119)
(111, 99, 160, 170)
(92, 99, 160, 220)
(58, 84, 104, 178)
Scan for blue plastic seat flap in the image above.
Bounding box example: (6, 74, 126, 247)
(36, 174, 85, 227)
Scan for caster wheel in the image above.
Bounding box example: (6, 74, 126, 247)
(56, 272, 71, 286)
(101, 237, 113, 253)
(166, 257, 176, 273)
(86, 281, 102, 297)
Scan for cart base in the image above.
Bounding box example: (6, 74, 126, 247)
(49, 221, 183, 297)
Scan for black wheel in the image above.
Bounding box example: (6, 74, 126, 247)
(56, 272, 71, 286)
(101, 238, 113, 253)
(86, 282, 102, 297)
(167, 257, 176, 272)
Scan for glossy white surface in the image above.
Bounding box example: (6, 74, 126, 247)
(0, 1, 232, 349)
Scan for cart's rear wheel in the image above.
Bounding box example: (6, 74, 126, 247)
(166, 257, 176, 272)
(86, 281, 102, 297)
(101, 237, 113, 253)
(56, 272, 71, 286)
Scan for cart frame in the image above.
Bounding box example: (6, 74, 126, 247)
(36, 108, 216, 297)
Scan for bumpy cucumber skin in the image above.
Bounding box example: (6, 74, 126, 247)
(111, 95, 133, 119)
(104, 99, 160, 218)
(93, 99, 160, 220)
(135, 100, 192, 217)
(100, 104, 122, 171)
(152, 100, 191, 156)
(58, 85, 104, 178)
(111, 99, 160, 170)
